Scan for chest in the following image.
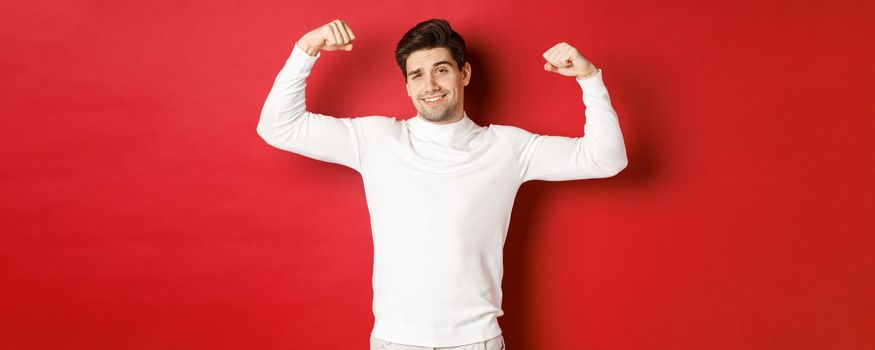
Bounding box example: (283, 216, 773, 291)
(360, 127, 521, 201)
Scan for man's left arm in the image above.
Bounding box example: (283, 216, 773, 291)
(499, 42, 628, 183)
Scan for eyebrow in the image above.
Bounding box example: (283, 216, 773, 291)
(407, 60, 453, 77)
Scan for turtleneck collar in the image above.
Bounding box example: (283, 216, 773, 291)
(406, 111, 479, 144)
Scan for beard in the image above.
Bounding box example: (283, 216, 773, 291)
(416, 92, 459, 123)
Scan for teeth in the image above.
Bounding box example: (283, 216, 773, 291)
(423, 94, 445, 102)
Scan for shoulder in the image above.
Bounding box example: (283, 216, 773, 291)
(489, 123, 537, 140)
(353, 115, 399, 126)
(485, 124, 541, 156)
(350, 115, 400, 132)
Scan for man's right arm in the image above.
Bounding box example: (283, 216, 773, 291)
(257, 20, 390, 172)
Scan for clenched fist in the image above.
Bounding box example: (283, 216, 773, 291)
(543, 42, 599, 79)
(296, 19, 357, 57)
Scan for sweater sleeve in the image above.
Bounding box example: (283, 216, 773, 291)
(495, 69, 628, 183)
(257, 43, 394, 172)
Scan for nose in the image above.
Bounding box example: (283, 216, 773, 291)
(425, 74, 439, 91)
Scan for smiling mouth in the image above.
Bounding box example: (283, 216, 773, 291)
(421, 93, 447, 105)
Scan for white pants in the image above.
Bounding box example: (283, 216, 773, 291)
(370, 334, 505, 350)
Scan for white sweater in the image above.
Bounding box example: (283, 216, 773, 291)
(257, 43, 628, 347)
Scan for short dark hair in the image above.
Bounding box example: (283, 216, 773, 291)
(395, 19, 467, 80)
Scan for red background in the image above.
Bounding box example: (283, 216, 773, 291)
(2, 0, 874, 349)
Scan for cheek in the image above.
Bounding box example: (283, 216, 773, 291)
(445, 77, 461, 90)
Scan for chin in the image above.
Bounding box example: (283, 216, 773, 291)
(417, 104, 458, 123)
(417, 108, 444, 120)
(422, 112, 452, 122)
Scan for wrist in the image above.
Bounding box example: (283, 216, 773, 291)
(296, 36, 321, 57)
(577, 67, 599, 80)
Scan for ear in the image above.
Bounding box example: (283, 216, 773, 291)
(462, 62, 472, 86)
(406, 81, 411, 97)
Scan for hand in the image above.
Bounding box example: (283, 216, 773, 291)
(542, 42, 598, 79)
(296, 19, 357, 57)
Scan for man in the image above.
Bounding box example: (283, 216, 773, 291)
(258, 18, 627, 349)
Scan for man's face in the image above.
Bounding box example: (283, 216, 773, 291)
(405, 47, 471, 124)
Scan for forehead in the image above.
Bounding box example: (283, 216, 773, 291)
(406, 47, 455, 72)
